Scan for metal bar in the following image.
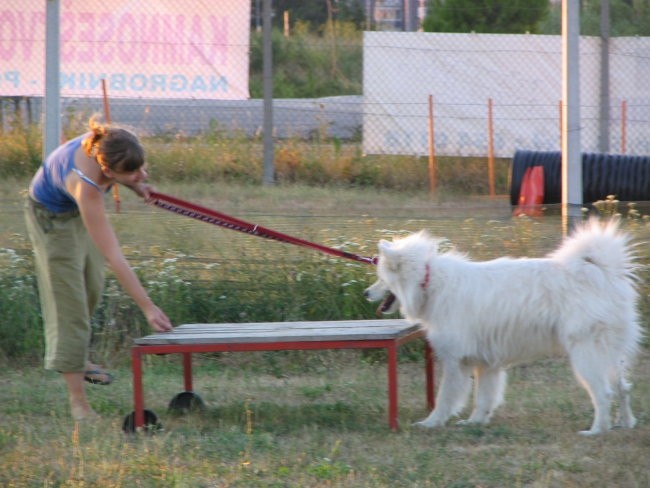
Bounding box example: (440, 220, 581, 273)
(394, 329, 425, 348)
(182, 353, 193, 391)
(44, 0, 61, 157)
(424, 342, 435, 409)
(262, 0, 274, 185)
(132, 347, 145, 429)
(386, 343, 399, 430)
(561, 0, 583, 232)
(130, 339, 403, 355)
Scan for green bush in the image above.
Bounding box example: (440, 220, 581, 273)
(249, 22, 362, 98)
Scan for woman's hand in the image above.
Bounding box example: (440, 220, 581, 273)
(145, 304, 173, 332)
(126, 182, 155, 200)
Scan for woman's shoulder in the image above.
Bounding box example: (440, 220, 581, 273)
(47, 133, 89, 161)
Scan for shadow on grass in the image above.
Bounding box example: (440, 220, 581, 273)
(164, 399, 387, 434)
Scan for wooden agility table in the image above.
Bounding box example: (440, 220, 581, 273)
(129, 319, 435, 431)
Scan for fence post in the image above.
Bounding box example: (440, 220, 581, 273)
(44, 0, 61, 159)
(621, 99, 627, 154)
(262, 0, 275, 185)
(558, 100, 563, 149)
(427, 95, 436, 195)
(487, 98, 495, 198)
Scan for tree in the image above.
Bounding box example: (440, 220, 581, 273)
(577, 0, 650, 36)
(422, 0, 550, 34)
(538, 0, 650, 36)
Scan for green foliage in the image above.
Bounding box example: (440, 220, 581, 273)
(540, 0, 650, 36)
(0, 262, 42, 362)
(422, 0, 550, 34)
(0, 125, 42, 178)
(249, 23, 362, 98)
(270, 0, 365, 30)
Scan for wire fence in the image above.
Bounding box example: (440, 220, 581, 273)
(2, 1, 650, 161)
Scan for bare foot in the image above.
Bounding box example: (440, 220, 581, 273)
(70, 403, 100, 421)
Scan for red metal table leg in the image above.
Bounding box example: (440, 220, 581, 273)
(424, 341, 435, 410)
(387, 343, 399, 431)
(182, 352, 193, 391)
(132, 347, 145, 429)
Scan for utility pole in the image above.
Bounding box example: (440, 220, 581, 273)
(598, 0, 610, 153)
(561, 0, 583, 233)
(44, 0, 61, 158)
(262, 0, 274, 185)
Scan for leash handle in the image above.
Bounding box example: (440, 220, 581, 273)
(148, 191, 377, 265)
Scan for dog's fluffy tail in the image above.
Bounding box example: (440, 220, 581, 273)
(553, 217, 643, 366)
(551, 217, 639, 282)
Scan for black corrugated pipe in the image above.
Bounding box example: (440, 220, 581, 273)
(510, 150, 650, 206)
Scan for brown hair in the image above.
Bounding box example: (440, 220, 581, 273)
(81, 114, 145, 173)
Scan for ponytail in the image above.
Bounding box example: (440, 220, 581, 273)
(81, 113, 108, 158)
(81, 114, 144, 173)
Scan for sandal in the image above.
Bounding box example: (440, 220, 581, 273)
(83, 369, 114, 385)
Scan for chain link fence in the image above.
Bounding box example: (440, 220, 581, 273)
(2, 2, 649, 159)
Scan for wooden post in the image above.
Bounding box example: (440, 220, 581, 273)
(101, 79, 111, 124)
(621, 99, 627, 154)
(427, 95, 436, 195)
(102, 78, 121, 212)
(487, 98, 495, 198)
(284, 10, 290, 37)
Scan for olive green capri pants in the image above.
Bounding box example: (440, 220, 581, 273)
(24, 196, 105, 372)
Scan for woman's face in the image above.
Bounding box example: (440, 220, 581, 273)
(108, 164, 149, 186)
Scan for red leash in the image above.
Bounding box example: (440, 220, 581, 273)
(148, 191, 377, 265)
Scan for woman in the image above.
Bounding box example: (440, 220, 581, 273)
(24, 115, 173, 421)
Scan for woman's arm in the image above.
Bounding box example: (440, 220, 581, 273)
(68, 176, 172, 332)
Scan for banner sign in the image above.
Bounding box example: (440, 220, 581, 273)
(0, 0, 250, 99)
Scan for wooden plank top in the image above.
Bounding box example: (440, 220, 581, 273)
(134, 319, 422, 345)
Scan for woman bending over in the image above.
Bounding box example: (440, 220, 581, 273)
(25, 115, 173, 421)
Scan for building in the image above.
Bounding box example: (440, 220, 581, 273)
(366, 0, 426, 31)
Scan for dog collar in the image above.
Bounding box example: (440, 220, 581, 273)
(420, 263, 430, 290)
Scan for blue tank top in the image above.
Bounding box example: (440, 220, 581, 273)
(29, 133, 103, 213)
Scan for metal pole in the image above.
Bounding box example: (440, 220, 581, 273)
(44, 0, 61, 159)
(598, 0, 610, 153)
(561, 0, 582, 234)
(262, 0, 275, 185)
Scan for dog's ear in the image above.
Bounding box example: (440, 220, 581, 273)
(378, 239, 396, 257)
(378, 239, 401, 271)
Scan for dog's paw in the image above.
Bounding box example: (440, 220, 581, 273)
(616, 415, 637, 430)
(578, 427, 607, 436)
(413, 419, 444, 429)
(456, 419, 478, 426)
(456, 417, 490, 426)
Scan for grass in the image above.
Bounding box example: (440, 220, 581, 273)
(1, 353, 649, 487)
(1, 178, 650, 487)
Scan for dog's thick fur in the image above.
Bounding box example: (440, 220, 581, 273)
(364, 218, 642, 435)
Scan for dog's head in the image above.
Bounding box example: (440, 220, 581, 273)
(364, 276, 400, 314)
(364, 231, 441, 316)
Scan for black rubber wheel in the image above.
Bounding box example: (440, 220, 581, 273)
(168, 391, 206, 414)
(122, 409, 162, 434)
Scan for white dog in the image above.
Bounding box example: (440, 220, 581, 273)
(364, 219, 642, 435)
